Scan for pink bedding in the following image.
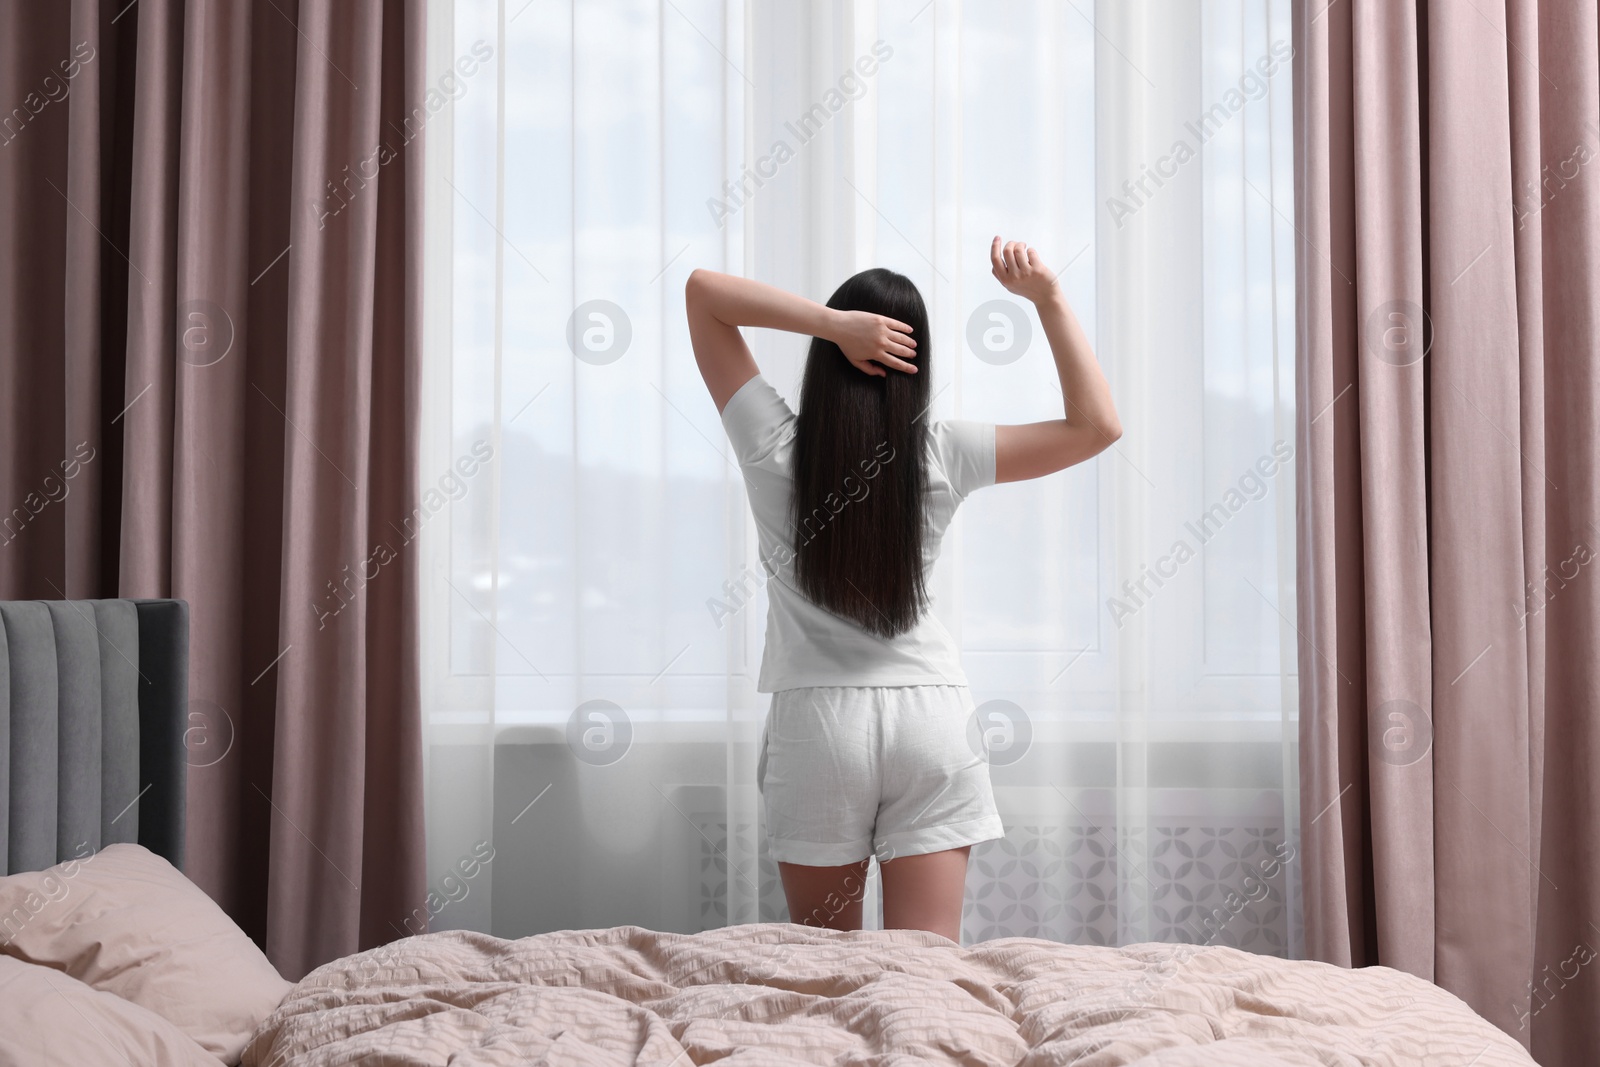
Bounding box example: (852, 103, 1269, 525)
(242, 923, 1535, 1066)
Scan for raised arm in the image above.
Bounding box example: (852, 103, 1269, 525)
(988, 237, 1122, 482)
(685, 269, 919, 413)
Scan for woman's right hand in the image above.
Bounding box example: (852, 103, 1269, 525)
(990, 236, 1060, 305)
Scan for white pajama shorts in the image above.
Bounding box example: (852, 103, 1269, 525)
(756, 684, 1007, 867)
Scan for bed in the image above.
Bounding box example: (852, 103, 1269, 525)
(243, 923, 1540, 1066)
(0, 598, 1540, 1066)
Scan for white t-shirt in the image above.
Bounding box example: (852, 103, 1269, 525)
(719, 372, 996, 692)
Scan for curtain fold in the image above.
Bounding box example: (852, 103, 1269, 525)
(0, 0, 428, 981)
(0, 0, 108, 594)
(1296, 0, 1600, 1060)
(270, 0, 429, 976)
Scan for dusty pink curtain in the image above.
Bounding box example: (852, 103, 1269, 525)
(1295, 0, 1599, 1062)
(0, 0, 427, 980)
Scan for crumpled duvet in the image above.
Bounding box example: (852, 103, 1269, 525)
(242, 923, 1535, 1066)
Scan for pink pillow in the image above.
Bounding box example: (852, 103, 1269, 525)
(0, 954, 220, 1066)
(0, 843, 291, 1064)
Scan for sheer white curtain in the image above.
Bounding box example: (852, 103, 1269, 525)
(420, 0, 1300, 955)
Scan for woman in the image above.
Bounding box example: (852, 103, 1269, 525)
(685, 237, 1121, 942)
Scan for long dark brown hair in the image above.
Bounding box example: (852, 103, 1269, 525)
(791, 268, 932, 638)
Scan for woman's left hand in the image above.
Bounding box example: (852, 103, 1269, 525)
(829, 309, 918, 377)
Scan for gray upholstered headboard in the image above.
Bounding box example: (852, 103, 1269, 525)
(0, 599, 188, 876)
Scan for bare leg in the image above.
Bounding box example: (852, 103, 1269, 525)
(879, 846, 971, 942)
(778, 859, 872, 931)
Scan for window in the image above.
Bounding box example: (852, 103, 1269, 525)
(421, 0, 1300, 952)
